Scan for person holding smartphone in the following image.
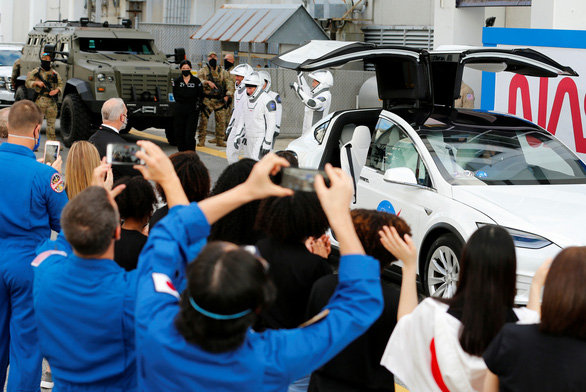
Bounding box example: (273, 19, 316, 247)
(172, 60, 203, 152)
(0, 100, 68, 391)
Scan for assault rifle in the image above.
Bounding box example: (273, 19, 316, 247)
(206, 65, 230, 109)
(33, 69, 58, 102)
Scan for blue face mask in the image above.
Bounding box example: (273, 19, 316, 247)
(32, 128, 41, 151)
(8, 125, 41, 151)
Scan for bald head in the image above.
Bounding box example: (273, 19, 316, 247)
(0, 107, 10, 138)
(8, 100, 43, 136)
(101, 98, 126, 122)
(224, 53, 235, 63)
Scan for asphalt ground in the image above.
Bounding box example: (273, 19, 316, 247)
(4, 121, 409, 392)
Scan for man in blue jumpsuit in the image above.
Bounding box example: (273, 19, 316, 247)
(135, 155, 384, 392)
(31, 141, 188, 392)
(0, 100, 68, 391)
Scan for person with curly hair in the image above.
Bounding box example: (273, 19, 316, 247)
(208, 159, 264, 245)
(113, 176, 157, 271)
(150, 151, 210, 228)
(306, 209, 410, 392)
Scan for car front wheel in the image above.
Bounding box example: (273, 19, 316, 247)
(424, 233, 463, 298)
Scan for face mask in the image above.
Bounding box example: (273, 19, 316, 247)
(208, 58, 217, 68)
(181, 70, 191, 77)
(224, 60, 233, 69)
(120, 114, 128, 130)
(8, 126, 40, 151)
(33, 129, 41, 151)
(41, 60, 51, 71)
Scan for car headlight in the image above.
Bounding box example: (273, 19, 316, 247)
(0, 76, 5, 89)
(476, 223, 552, 249)
(97, 73, 106, 82)
(107, 76, 114, 82)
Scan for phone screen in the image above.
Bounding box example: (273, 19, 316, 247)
(279, 167, 330, 192)
(44, 143, 59, 165)
(107, 143, 144, 165)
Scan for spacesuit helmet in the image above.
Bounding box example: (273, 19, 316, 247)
(258, 70, 272, 93)
(230, 63, 254, 91)
(308, 70, 333, 93)
(242, 72, 264, 101)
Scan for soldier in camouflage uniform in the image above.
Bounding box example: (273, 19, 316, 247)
(197, 51, 234, 147)
(223, 53, 236, 140)
(25, 52, 63, 142)
(10, 49, 22, 90)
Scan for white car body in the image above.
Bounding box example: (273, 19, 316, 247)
(0, 45, 22, 104)
(276, 41, 586, 303)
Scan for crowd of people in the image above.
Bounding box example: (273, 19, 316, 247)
(1, 57, 585, 392)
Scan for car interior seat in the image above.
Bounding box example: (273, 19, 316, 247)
(340, 125, 372, 201)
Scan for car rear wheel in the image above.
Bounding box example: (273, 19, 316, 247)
(424, 233, 462, 298)
(60, 94, 92, 148)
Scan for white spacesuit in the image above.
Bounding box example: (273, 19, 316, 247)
(291, 70, 333, 136)
(258, 71, 282, 141)
(241, 72, 277, 160)
(226, 63, 254, 164)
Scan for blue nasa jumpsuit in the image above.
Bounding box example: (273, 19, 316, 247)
(0, 143, 68, 391)
(135, 202, 384, 392)
(32, 249, 138, 392)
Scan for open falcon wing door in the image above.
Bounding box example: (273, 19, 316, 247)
(430, 46, 579, 108)
(273, 40, 433, 110)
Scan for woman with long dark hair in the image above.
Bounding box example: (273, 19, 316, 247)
(380, 225, 548, 392)
(483, 247, 586, 391)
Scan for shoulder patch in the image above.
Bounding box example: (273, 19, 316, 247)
(267, 101, 277, 112)
(31, 250, 68, 267)
(276, 95, 281, 104)
(466, 93, 474, 101)
(152, 272, 180, 299)
(317, 96, 327, 102)
(50, 173, 65, 193)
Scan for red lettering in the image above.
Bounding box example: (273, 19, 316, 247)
(547, 77, 586, 153)
(508, 74, 532, 121)
(537, 78, 548, 129)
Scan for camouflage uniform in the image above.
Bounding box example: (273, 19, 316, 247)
(224, 64, 236, 138)
(25, 67, 64, 141)
(11, 58, 21, 90)
(197, 65, 234, 147)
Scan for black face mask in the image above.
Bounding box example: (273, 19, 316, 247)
(208, 58, 217, 68)
(181, 70, 191, 77)
(224, 60, 233, 69)
(41, 60, 51, 71)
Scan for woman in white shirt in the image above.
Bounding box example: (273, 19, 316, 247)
(379, 225, 549, 392)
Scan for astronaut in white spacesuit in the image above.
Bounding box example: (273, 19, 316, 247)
(258, 71, 282, 142)
(241, 72, 277, 161)
(290, 70, 333, 136)
(226, 63, 254, 164)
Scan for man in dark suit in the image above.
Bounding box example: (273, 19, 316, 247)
(89, 98, 141, 181)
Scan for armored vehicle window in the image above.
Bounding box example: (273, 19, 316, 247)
(78, 38, 154, 55)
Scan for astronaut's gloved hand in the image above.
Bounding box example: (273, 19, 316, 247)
(289, 82, 297, 90)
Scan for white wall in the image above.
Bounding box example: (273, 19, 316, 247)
(531, 0, 586, 30)
(371, 0, 433, 26)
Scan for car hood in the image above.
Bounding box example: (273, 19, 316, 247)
(452, 185, 586, 247)
(0, 66, 11, 77)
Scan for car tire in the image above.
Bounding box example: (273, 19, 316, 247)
(14, 86, 27, 102)
(60, 94, 92, 148)
(423, 233, 463, 298)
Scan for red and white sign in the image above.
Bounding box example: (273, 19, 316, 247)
(494, 45, 586, 162)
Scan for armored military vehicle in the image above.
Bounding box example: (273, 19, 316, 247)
(14, 18, 183, 147)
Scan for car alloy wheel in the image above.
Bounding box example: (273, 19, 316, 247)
(424, 233, 462, 298)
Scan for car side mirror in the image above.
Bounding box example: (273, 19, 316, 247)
(383, 167, 417, 185)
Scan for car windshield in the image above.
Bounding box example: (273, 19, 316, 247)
(419, 127, 586, 185)
(77, 38, 154, 55)
(0, 50, 21, 66)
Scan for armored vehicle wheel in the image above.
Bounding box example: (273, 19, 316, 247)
(14, 86, 27, 102)
(60, 94, 92, 148)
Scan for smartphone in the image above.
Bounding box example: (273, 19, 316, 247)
(44, 141, 60, 165)
(278, 167, 330, 192)
(106, 143, 145, 165)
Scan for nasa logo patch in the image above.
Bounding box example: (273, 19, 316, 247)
(466, 93, 474, 101)
(50, 173, 65, 193)
(276, 95, 281, 104)
(267, 101, 277, 112)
